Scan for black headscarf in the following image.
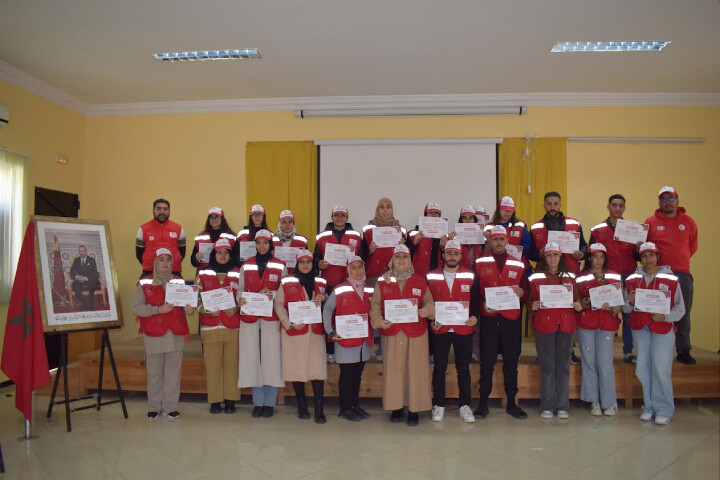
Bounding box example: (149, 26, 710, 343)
(294, 267, 315, 298)
(255, 241, 274, 278)
(208, 249, 233, 274)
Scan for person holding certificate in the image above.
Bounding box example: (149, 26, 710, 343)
(407, 202, 447, 276)
(132, 248, 193, 420)
(236, 204, 270, 262)
(273, 209, 308, 275)
(196, 238, 241, 414)
(623, 242, 685, 425)
(361, 197, 406, 284)
(483, 196, 532, 256)
(274, 249, 328, 424)
(191, 207, 239, 276)
(425, 240, 478, 423)
(575, 244, 622, 417)
(371, 245, 434, 426)
(529, 242, 582, 419)
(448, 205, 483, 270)
(323, 256, 375, 421)
(474, 226, 531, 420)
(236, 229, 288, 418)
(314, 204, 362, 289)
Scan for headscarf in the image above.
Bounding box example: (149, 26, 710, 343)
(346, 256, 366, 298)
(294, 263, 315, 298)
(385, 254, 414, 282)
(152, 255, 173, 286)
(369, 197, 400, 227)
(276, 222, 296, 243)
(208, 248, 233, 274)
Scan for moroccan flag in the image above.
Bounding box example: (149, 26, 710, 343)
(1, 222, 50, 422)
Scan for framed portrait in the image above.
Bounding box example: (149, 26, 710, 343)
(33, 216, 123, 332)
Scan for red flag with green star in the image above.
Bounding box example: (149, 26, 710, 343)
(1, 222, 50, 422)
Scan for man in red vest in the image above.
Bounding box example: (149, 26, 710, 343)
(136, 198, 186, 276)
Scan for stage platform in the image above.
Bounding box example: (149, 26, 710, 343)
(76, 335, 719, 407)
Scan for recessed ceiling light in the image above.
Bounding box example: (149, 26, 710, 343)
(551, 41, 670, 53)
(152, 49, 261, 62)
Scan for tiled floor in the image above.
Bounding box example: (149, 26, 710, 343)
(0, 388, 717, 480)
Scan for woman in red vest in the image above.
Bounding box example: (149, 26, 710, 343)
(191, 207, 238, 276)
(622, 242, 685, 425)
(237, 204, 269, 263)
(576, 243, 622, 417)
(371, 245, 434, 426)
(273, 210, 309, 275)
(196, 238, 241, 414)
(132, 248, 193, 420)
(529, 242, 582, 420)
(274, 249, 328, 423)
(324, 256, 375, 421)
(449, 204, 483, 269)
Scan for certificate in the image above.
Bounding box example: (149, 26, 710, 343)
(335, 314, 369, 339)
(613, 219, 649, 245)
(547, 231, 580, 254)
(588, 283, 624, 309)
(435, 301, 469, 326)
(165, 283, 198, 308)
(539, 284, 574, 309)
(288, 301, 322, 324)
(240, 292, 274, 317)
(324, 244, 351, 266)
(274, 246, 301, 268)
(201, 287, 236, 313)
(454, 223, 485, 245)
(373, 227, 402, 248)
(239, 241, 257, 261)
(634, 288, 671, 315)
(384, 299, 418, 323)
(485, 286, 520, 311)
(418, 216, 448, 239)
(198, 243, 214, 264)
(506, 244, 523, 261)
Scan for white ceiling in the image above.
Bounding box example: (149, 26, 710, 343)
(0, 0, 719, 107)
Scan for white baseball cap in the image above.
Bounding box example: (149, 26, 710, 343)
(499, 196, 515, 211)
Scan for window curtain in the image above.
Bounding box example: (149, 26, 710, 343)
(0, 149, 27, 301)
(245, 141, 318, 248)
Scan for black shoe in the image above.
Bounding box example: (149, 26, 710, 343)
(506, 404, 528, 420)
(571, 351, 580, 365)
(298, 409, 311, 420)
(314, 413, 327, 424)
(262, 406, 274, 418)
(166, 411, 180, 420)
(297, 396, 310, 419)
(224, 400, 236, 414)
(339, 409, 362, 421)
(147, 411, 159, 420)
(209, 402, 222, 414)
(625, 355, 637, 364)
(677, 352, 696, 365)
(473, 401, 489, 419)
(407, 411, 419, 426)
(390, 408, 404, 423)
(251, 406, 263, 418)
(352, 406, 370, 419)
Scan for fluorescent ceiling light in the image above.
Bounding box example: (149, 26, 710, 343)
(551, 41, 670, 53)
(152, 49, 261, 62)
(295, 106, 526, 118)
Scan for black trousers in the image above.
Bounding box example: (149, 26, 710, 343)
(338, 362, 365, 412)
(479, 315, 522, 402)
(674, 271, 693, 353)
(431, 332, 473, 407)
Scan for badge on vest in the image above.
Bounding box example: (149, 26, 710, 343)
(149, 235, 155, 241)
(461, 285, 470, 293)
(659, 284, 669, 292)
(657, 226, 666, 231)
(412, 288, 422, 296)
(679, 224, 686, 231)
(170, 232, 178, 238)
(349, 239, 357, 247)
(319, 287, 326, 293)
(230, 282, 238, 289)
(269, 274, 279, 282)
(508, 271, 518, 279)
(511, 231, 520, 237)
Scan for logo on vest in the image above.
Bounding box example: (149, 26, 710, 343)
(319, 287, 326, 293)
(657, 226, 666, 231)
(230, 282, 238, 289)
(679, 224, 686, 231)
(511, 231, 520, 237)
(349, 239, 357, 247)
(508, 271, 518, 279)
(170, 232, 178, 238)
(461, 284, 470, 292)
(412, 288, 422, 296)
(149, 235, 155, 241)
(269, 274, 278, 282)
(659, 284, 669, 292)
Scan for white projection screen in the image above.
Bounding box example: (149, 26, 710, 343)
(317, 139, 500, 231)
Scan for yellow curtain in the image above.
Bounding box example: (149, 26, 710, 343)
(498, 138, 567, 226)
(245, 141, 318, 248)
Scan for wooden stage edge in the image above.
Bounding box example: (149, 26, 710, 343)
(77, 335, 719, 408)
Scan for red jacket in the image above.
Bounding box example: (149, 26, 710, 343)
(645, 207, 698, 274)
(362, 225, 407, 278)
(278, 276, 326, 336)
(139, 219, 184, 272)
(575, 270, 622, 331)
(589, 221, 638, 277)
(197, 268, 241, 329)
(529, 272, 577, 334)
(315, 228, 362, 287)
(425, 267, 475, 335)
(333, 281, 374, 348)
(530, 217, 582, 274)
(239, 256, 286, 323)
(408, 229, 443, 275)
(458, 244, 483, 270)
(376, 274, 428, 338)
(474, 254, 527, 320)
(137, 276, 189, 337)
(625, 271, 679, 334)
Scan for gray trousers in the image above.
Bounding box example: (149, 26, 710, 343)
(146, 350, 183, 414)
(535, 329, 574, 412)
(673, 271, 693, 352)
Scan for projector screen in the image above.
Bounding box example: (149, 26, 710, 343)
(317, 139, 499, 231)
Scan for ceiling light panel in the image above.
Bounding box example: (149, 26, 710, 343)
(152, 49, 261, 62)
(551, 41, 670, 53)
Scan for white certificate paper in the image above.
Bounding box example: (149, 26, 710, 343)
(485, 286, 520, 311)
(240, 292, 274, 317)
(198, 243, 214, 263)
(539, 284, 574, 309)
(239, 241, 257, 261)
(274, 246, 301, 268)
(373, 227, 402, 248)
(435, 301, 469, 325)
(335, 314, 369, 339)
(634, 288, 671, 315)
(547, 231, 580, 254)
(165, 283, 198, 308)
(613, 219, 649, 245)
(384, 299, 419, 323)
(201, 287, 236, 313)
(288, 301, 322, 324)
(506, 245, 523, 261)
(324, 244, 351, 266)
(589, 283, 624, 309)
(418, 217, 448, 239)
(454, 223, 485, 245)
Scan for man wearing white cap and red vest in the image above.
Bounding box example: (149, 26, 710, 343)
(407, 202, 446, 276)
(136, 198, 186, 276)
(645, 186, 698, 365)
(313, 205, 362, 290)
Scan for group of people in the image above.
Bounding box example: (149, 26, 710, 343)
(132, 186, 698, 426)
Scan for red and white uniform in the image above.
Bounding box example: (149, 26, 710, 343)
(315, 229, 362, 288)
(474, 255, 526, 320)
(407, 229, 443, 275)
(645, 207, 698, 274)
(575, 270, 622, 331)
(138, 220, 185, 272)
(376, 274, 428, 338)
(332, 281, 374, 348)
(137, 275, 189, 336)
(238, 256, 286, 323)
(624, 272, 679, 334)
(530, 218, 582, 274)
(272, 234, 309, 274)
(589, 222, 637, 276)
(425, 267, 475, 335)
(278, 276, 327, 336)
(362, 225, 407, 278)
(194, 232, 237, 273)
(483, 221, 527, 246)
(529, 272, 577, 334)
(197, 267, 241, 329)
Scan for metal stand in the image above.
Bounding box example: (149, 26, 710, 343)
(0, 440, 5, 473)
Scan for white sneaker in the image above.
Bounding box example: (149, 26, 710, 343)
(640, 411, 654, 421)
(459, 405, 475, 423)
(326, 354, 335, 364)
(496, 353, 503, 361)
(603, 404, 618, 416)
(654, 415, 671, 425)
(431, 405, 445, 422)
(557, 410, 570, 419)
(540, 410, 554, 419)
(590, 402, 602, 416)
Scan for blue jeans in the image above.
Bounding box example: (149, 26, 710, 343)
(633, 326, 675, 418)
(252, 385, 278, 407)
(621, 311, 634, 355)
(578, 328, 617, 409)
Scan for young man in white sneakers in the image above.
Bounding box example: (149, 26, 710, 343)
(426, 240, 478, 423)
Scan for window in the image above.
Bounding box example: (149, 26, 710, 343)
(0, 149, 26, 301)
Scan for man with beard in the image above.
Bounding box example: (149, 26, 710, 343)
(136, 198, 186, 276)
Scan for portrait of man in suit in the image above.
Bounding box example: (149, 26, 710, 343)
(69, 245, 99, 310)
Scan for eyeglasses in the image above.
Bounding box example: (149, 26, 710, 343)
(659, 196, 677, 203)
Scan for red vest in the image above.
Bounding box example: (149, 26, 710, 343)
(575, 270, 622, 331)
(239, 256, 286, 323)
(474, 255, 526, 320)
(459, 244, 483, 270)
(408, 229, 443, 275)
(315, 229, 362, 287)
(362, 225, 407, 278)
(140, 219, 184, 272)
(529, 272, 577, 334)
(194, 232, 237, 274)
(425, 267, 475, 335)
(624, 272, 679, 334)
(484, 221, 526, 246)
(333, 281, 374, 348)
(530, 218, 582, 274)
(279, 276, 327, 336)
(137, 276, 189, 337)
(197, 268, 241, 329)
(273, 235, 309, 274)
(376, 274, 428, 338)
(589, 222, 638, 277)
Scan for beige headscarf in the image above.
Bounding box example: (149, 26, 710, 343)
(383, 255, 415, 282)
(151, 254, 173, 286)
(369, 197, 400, 227)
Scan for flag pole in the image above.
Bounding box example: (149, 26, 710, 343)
(18, 392, 39, 441)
